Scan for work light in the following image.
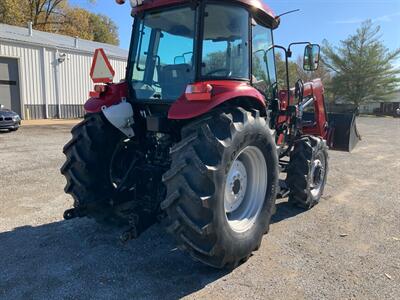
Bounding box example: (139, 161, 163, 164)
(130, 0, 144, 7)
(115, 0, 144, 7)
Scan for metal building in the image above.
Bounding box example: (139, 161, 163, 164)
(0, 23, 128, 119)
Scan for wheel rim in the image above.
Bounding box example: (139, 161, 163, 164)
(224, 146, 268, 233)
(310, 152, 326, 198)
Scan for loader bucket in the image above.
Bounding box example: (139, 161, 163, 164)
(328, 111, 361, 152)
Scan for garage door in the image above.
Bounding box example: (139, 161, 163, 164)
(0, 57, 21, 116)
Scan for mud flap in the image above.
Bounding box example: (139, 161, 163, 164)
(328, 112, 361, 152)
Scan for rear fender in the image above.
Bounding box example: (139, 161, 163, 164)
(84, 82, 128, 113)
(168, 81, 266, 120)
(84, 82, 134, 138)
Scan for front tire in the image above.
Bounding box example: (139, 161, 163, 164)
(286, 136, 329, 209)
(162, 108, 279, 268)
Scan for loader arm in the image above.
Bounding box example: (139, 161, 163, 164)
(301, 79, 329, 139)
(299, 79, 361, 152)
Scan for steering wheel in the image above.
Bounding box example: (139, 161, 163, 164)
(152, 81, 161, 88)
(205, 68, 231, 77)
(295, 79, 304, 102)
(141, 83, 156, 92)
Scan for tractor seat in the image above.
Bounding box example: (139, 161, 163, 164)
(157, 64, 193, 100)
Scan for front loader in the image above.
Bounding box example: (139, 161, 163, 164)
(61, 0, 360, 268)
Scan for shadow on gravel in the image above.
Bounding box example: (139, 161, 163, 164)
(0, 220, 227, 299)
(0, 201, 305, 299)
(271, 201, 306, 224)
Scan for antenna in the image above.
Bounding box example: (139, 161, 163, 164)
(276, 9, 300, 20)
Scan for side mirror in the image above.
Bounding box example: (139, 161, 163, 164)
(303, 44, 320, 71)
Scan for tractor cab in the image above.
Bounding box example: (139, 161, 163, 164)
(126, 0, 278, 104)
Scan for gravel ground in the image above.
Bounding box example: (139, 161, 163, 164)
(0, 117, 399, 300)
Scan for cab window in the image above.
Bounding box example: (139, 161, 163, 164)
(201, 4, 250, 79)
(252, 21, 276, 96)
(131, 7, 196, 101)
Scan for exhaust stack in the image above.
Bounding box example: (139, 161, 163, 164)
(28, 22, 33, 37)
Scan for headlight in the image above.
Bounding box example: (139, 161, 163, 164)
(12, 115, 20, 121)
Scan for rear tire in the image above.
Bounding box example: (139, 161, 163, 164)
(61, 113, 128, 225)
(286, 136, 329, 209)
(162, 108, 279, 268)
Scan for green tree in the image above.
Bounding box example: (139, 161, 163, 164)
(295, 56, 332, 85)
(0, 0, 28, 25)
(322, 20, 400, 105)
(203, 51, 226, 74)
(89, 14, 119, 46)
(0, 0, 119, 45)
(275, 52, 298, 89)
(62, 7, 93, 40)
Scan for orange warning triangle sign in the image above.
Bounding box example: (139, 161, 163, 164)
(90, 48, 115, 83)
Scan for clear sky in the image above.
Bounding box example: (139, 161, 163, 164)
(71, 0, 400, 61)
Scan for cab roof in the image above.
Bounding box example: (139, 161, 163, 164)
(133, 0, 279, 29)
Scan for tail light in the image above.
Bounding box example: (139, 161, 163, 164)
(94, 85, 107, 93)
(185, 83, 213, 101)
(89, 84, 108, 98)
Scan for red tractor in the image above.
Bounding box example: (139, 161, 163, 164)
(61, 0, 360, 268)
